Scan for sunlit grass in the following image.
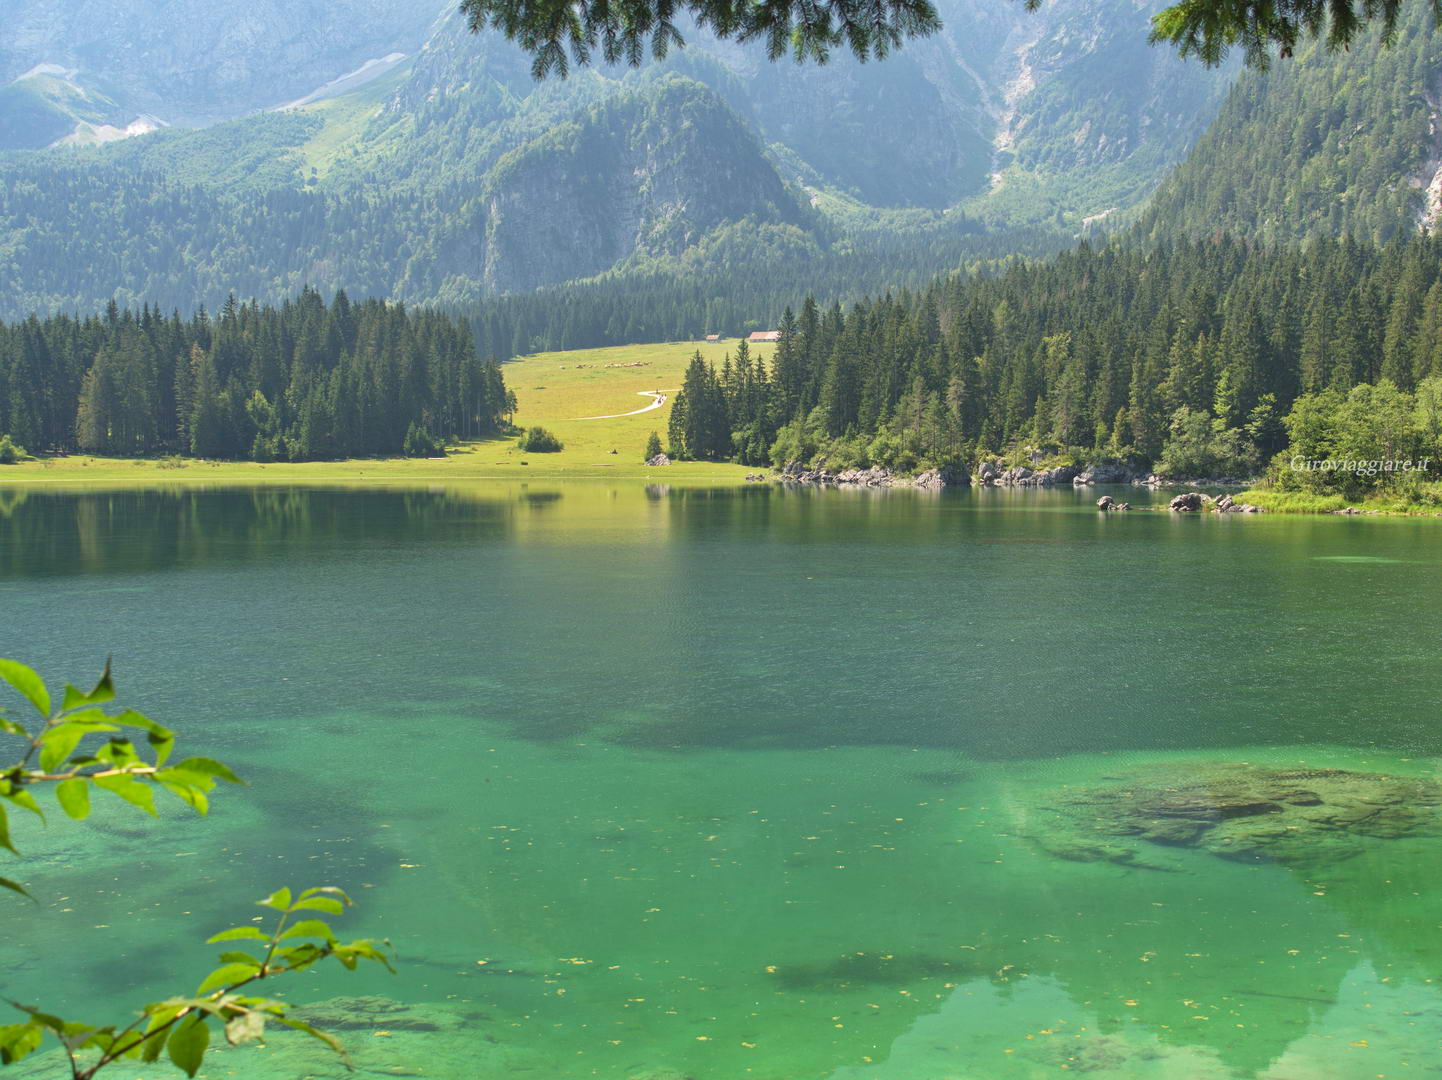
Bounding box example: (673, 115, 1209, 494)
(1238, 486, 1442, 515)
(0, 340, 769, 484)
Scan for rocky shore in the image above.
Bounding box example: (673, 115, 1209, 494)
(760, 460, 1266, 507)
(974, 459, 1255, 488)
(773, 462, 967, 488)
(1168, 492, 1264, 513)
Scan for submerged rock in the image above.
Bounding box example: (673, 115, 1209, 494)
(290, 995, 451, 1032)
(1032, 763, 1442, 870)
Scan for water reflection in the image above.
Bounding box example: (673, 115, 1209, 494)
(3, 484, 1442, 1079)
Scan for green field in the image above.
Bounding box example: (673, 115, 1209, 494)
(0, 340, 768, 485)
(1236, 486, 1442, 516)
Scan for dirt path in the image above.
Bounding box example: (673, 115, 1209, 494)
(572, 390, 673, 420)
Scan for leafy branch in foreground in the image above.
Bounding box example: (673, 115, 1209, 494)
(1, 886, 392, 1080)
(0, 657, 236, 900)
(0, 659, 393, 1078)
(1148, 0, 1440, 67)
(462, 0, 1439, 77)
(461, 0, 941, 78)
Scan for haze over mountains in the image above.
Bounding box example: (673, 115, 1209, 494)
(0, 0, 432, 135)
(0, 0, 1438, 324)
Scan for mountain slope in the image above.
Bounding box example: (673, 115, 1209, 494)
(1139, 0, 1442, 243)
(971, 0, 1237, 227)
(0, 71, 143, 148)
(0, 75, 809, 317)
(398, 75, 811, 298)
(0, 0, 444, 135)
(0, 0, 1241, 320)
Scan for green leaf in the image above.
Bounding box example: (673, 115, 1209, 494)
(0, 803, 13, 855)
(280, 919, 337, 943)
(0, 876, 30, 901)
(38, 722, 103, 772)
(272, 1015, 346, 1060)
(257, 887, 293, 911)
(350, 940, 397, 974)
(91, 773, 157, 816)
(114, 710, 174, 767)
(60, 660, 114, 711)
(153, 767, 217, 790)
(0, 1022, 42, 1064)
(53, 708, 122, 729)
(288, 896, 344, 915)
(108, 1030, 148, 1058)
(55, 778, 90, 820)
(139, 1012, 172, 1063)
(95, 739, 141, 768)
(174, 757, 244, 785)
(158, 780, 209, 816)
(155, 997, 227, 1018)
(0, 660, 49, 718)
(215, 951, 260, 964)
(9, 1003, 66, 1032)
(196, 962, 261, 995)
(224, 1011, 265, 1046)
(271, 943, 325, 969)
(299, 885, 351, 903)
(166, 1015, 209, 1077)
(1, 786, 42, 818)
(58, 1023, 99, 1051)
(0, 718, 27, 737)
(205, 926, 270, 945)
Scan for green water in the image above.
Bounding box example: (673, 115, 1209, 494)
(2, 483, 1441, 1080)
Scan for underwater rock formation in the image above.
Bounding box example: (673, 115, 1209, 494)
(1032, 763, 1442, 869)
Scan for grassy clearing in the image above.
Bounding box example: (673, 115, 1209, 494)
(0, 340, 767, 486)
(1238, 486, 1442, 516)
(292, 59, 416, 178)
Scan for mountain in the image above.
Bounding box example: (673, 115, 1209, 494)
(1139, 0, 1442, 243)
(0, 0, 439, 137)
(0, 0, 1238, 321)
(394, 75, 811, 297)
(0, 69, 158, 148)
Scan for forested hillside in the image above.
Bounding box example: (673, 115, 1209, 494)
(666, 235, 1442, 498)
(0, 0, 1234, 321)
(1140, 0, 1442, 243)
(0, 76, 816, 318)
(0, 290, 510, 461)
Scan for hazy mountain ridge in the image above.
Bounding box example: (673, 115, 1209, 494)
(0, 0, 1268, 320)
(1139, 0, 1442, 243)
(0, 0, 444, 133)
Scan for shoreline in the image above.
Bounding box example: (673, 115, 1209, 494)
(4, 454, 1442, 517)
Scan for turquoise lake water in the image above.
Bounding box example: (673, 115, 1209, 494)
(2, 482, 1440, 1079)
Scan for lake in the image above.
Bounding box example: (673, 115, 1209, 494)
(2, 482, 1440, 1079)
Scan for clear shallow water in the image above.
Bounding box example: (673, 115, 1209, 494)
(2, 482, 1441, 1080)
